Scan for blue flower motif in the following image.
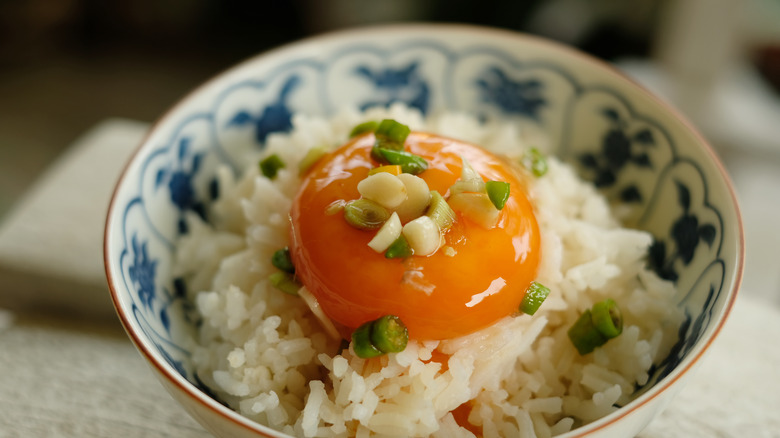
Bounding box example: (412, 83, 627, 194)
(579, 108, 655, 202)
(227, 75, 301, 144)
(648, 182, 717, 281)
(475, 66, 546, 120)
(354, 61, 430, 114)
(169, 172, 196, 210)
(154, 137, 206, 233)
(128, 234, 158, 310)
(158, 344, 187, 378)
(651, 285, 717, 382)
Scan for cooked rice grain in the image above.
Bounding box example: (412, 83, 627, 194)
(175, 104, 681, 437)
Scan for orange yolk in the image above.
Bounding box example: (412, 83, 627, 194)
(289, 132, 540, 340)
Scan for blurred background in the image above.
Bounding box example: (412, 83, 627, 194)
(0, 0, 778, 292)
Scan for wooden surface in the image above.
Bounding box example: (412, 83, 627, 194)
(0, 120, 777, 437)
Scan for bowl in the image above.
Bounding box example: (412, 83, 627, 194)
(104, 24, 744, 437)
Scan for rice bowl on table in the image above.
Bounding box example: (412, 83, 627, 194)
(104, 25, 744, 438)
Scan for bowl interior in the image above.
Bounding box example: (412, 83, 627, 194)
(105, 24, 743, 436)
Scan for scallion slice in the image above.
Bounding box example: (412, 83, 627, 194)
(522, 147, 548, 177)
(376, 148, 428, 175)
(271, 247, 295, 274)
(374, 119, 410, 146)
(485, 180, 510, 210)
(351, 321, 383, 358)
(371, 119, 410, 161)
(325, 200, 346, 215)
(299, 146, 328, 175)
(568, 299, 624, 355)
(425, 190, 456, 230)
(449, 157, 485, 195)
(567, 309, 606, 355)
(349, 120, 379, 138)
(519, 281, 550, 315)
(447, 192, 500, 229)
(269, 271, 301, 296)
(591, 298, 623, 338)
(370, 315, 409, 354)
(259, 154, 285, 179)
(343, 199, 390, 230)
(385, 235, 413, 259)
(351, 315, 409, 358)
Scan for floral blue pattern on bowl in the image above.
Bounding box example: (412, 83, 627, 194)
(106, 27, 742, 437)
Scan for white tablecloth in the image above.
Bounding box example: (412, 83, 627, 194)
(0, 120, 777, 437)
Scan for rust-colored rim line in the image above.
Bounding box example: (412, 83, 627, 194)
(103, 23, 745, 437)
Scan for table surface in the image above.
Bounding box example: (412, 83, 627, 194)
(1, 120, 778, 438)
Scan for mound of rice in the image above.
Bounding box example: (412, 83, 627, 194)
(175, 105, 681, 437)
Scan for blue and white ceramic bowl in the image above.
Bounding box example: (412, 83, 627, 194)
(104, 25, 744, 438)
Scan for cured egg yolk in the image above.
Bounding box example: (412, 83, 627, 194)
(289, 132, 541, 340)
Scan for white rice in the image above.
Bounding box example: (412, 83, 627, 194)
(175, 104, 681, 437)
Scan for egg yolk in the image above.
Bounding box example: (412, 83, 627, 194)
(289, 132, 540, 340)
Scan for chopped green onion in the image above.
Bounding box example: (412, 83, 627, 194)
(522, 148, 548, 177)
(325, 200, 346, 215)
(591, 298, 623, 339)
(447, 192, 500, 229)
(271, 247, 295, 274)
(375, 119, 410, 146)
(370, 315, 409, 354)
(485, 180, 511, 210)
(259, 154, 285, 179)
(568, 299, 624, 355)
(351, 321, 383, 358)
(385, 235, 413, 259)
(367, 212, 402, 252)
(299, 146, 328, 175)
(370, 147, 386, 163)
(350, 120, 379, 138)
(450, 179, 486, 196)
(459, 156, 482, 182)
(343, 199, 390, 230)
(520, 281, 550, 315)
(567, 309, 606, 355)
(269, 271, 301, 296)
(351, 315, 409, 358)
(371, 119, 410, 161)
(449, 157, 486, 196)
(426, 190, 456, 230)
(376, 148, 428, 175)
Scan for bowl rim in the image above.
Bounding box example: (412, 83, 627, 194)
(104, 22, 745, 437)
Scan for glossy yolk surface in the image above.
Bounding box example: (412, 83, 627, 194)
(289, 132, 541, 340)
